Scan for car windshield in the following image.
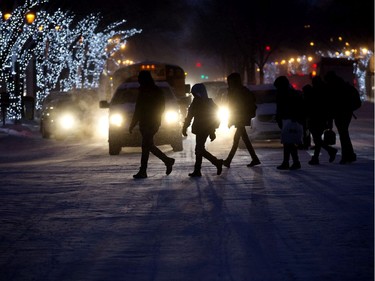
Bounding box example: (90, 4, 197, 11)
(111, 88, 138, 105)
(110, 86, 174, 105)
(47, 95, 72, 107)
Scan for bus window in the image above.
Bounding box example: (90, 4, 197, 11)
(111, 61, 192, 116)
(112, 61, 189, 100)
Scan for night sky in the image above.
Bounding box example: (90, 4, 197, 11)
(41, 0, 375, 77)
(2, 0, 373, 40)
(1, 0, 373, 34)
(1, 0, 373, 78)
(43, 0, 374, 32)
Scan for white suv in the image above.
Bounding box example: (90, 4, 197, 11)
(246, 84, 280, 140)
(99, 81, 183, 155)
(246, 84, 311, 148)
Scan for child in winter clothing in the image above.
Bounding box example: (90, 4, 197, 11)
(182, 83, 223, 177)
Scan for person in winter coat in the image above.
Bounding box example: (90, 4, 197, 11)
(274, 76, 304, 170)
(182, 83, 223, 177)
(324, 71, 357, 164)
(223, 72, 261, 168)
(129, 70, 175, 179)
(303, 76, 338, 165)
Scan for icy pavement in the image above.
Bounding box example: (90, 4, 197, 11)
(0, 102, 373, 281)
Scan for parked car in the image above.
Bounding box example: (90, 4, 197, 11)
(246, 84, 281, 140)
(99, 81, 183, 155)
(246, 84, 311, 148)
(40, 89, 101, 139)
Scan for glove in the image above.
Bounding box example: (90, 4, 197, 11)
(209, 132, 216, 142)
(182, 127, 188, 137)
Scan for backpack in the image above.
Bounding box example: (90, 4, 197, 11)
(345, 82, 361, 111)
(201, 99, 220, 131)
(209, 100, 221, 129)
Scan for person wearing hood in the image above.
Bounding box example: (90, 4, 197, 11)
(182, 83, 223, 177)
(223, 72, 261, 168)
(129, 70, 175, 179)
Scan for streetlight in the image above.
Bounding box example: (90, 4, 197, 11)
(3, 12, 11, 21)
(25, 11, 36, 24)
(0, 7, 37, 121)
(22, 10, 37, 120)
(2, 10, 35, 24)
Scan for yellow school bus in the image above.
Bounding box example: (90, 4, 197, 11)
(112, 61, 191, 103)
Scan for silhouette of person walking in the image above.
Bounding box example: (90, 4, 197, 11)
(223, 72, 260, 168)
(129, 70, 175, 178)
(303, 76, 338, 165)
(182, 83, 223, 177)
(274, 76, 304, 170)
(324, 71, 357, 164)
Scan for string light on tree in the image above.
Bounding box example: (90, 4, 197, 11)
(0, 0, 141, 118)
(0, 0, 48, 119)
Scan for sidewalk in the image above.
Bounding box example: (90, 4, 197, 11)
(0, 118, 40, 138)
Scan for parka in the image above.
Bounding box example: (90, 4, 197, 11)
(183, 83, 219, 135)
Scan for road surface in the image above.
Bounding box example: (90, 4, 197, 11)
(0, 102, 373, 281)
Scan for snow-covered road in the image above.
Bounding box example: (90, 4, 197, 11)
(0, 102, 373, 280)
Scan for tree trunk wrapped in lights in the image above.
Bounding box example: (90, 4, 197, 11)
(0, 0, 141, 120)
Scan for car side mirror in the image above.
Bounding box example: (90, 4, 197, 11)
(99, 100, 109, 108)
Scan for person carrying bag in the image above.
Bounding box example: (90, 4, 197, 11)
(274, 76, 304, 170)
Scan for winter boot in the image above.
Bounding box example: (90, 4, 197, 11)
(247, 158, 261, 167)
(133, 167, 147, 179)
(308, 156, 319, 165)
(328, 148, 338, 163)
(277, 162, 289, 170)
(290, 161, 301, 170)
(215, 159, 223, 175)
(165, 158, 175, 175)
(188, 170, 202, 177)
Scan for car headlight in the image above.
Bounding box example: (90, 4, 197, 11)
(110, 113, 124, 127)
(217, 106, 230, 125)
(58, 113, 76, 130)
(97, 114, 109, 137)
(164, 110, 179, 124)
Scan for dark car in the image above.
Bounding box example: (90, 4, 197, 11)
(99, 81, 183, 155)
